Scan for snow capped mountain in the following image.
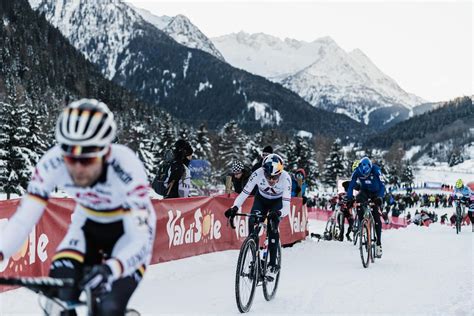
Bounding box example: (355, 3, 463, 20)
(162, 15, 225, 61)
(127, 3, 225, 61)
(213, 32, 426, 127)
(212, 31, 325, 78)
(126, 2, 172, 29)
(30, 0, 142, 80)
(29, 0, 366, 138)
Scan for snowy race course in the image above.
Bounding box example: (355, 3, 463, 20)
(0, 220, 472, 315)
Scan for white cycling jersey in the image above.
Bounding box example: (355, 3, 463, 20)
(232, 168, 292, 217)
(0, 144, 156, 280)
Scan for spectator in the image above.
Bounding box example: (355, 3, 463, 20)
(291, 168, 308, 204)
(164, 139, 193, 198)
(251, 145, 273, 173)
(227, 160, 251, 194)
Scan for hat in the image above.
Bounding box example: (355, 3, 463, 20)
(174, 139, 193, 157)
(262, 145, 273, 154)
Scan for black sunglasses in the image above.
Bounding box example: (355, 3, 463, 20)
(265, 174, 280, 181)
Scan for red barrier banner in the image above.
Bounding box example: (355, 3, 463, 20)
(307, 207, 407, 229)
(0, 195, 307, 291)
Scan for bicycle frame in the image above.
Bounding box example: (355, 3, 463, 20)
(0, 276, 93, 315)
(235, 213, 272, 277)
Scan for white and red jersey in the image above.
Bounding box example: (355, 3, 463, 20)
(232, 168, 292, 217)
(0, 144, 156, 280)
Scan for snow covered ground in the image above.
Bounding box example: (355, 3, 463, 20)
(0, 218, 471, 315)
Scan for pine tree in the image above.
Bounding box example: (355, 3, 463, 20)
(191, 123, 212, 161)
(0, 102, 31, 198)
(322, 138, 345, 187)
(129, 122, 156, 181)
(401, 161, 414, 186)
(284, 136, 319, 187)
(448, 149, 464, 167)
(217, 121, 247, 174)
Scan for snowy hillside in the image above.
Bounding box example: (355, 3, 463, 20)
(30, 0, 142, 80)
(1, 218, 471, 315)
(213, 32, 425, 126)
(127, 3, 225, 61)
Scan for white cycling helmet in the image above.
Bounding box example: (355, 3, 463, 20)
(55, 98, 116, 156)
(262, 154, 284, 177)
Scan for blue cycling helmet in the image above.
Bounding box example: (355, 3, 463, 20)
(358, 157, 372, 177)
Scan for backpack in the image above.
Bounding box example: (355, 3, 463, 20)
(152, 149, 174, 196)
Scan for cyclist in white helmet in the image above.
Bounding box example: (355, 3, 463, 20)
(0, 99, 156, 315)
(225, 153, 291, 274)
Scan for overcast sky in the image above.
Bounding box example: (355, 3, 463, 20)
(127, 0, 472, 102)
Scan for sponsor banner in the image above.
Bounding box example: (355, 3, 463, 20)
(0, 195, 307, 291)
(424, 182, 443, 189)
(188, 160, 211, 180)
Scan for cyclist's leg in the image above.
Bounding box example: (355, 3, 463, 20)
(355, 190, 369, 223)
(345, 208, 354, 238)
(267, 198, 283, 267)
(370, 194, 382, 246)
(97, 270, 141, 316)
(248, 192, 266, 239)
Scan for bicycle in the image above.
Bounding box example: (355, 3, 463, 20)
(232, 213, 281, 313)
(323, 202, 345, 241)
(357, 200, 379, 268)
(0, 276, 141, 315)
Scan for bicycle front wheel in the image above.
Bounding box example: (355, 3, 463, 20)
(456, 206, 463, 234)
(359, 220, 370, 268)
(235, 237, 258, 313)
(263, 242, 281, 301)
(352, 217, 359, 246)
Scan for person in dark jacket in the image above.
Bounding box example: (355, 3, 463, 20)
(228, 160, 251, 194)
(251, 145, 273, 173)
(164, 139, 193, 199)
(345, 157, 385, 258)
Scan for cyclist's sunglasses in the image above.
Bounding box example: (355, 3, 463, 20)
(265, 174, 280, 181)
(63, 155, 102, 166)
(61, 145, 107, 166)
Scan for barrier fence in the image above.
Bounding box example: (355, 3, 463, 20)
(0, 195, 307, 292)
(307, 207, 408, 229)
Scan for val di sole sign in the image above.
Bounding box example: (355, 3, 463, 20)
(0, 196, 307, 292)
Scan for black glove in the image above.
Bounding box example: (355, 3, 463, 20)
(80, 264, 113, 296)
(225, 206, 238, 218)
(225, 206, 239, 229)
(374, 197, 383, 207)
(267, 210, 282, 221)
(302, 196, 308, 205)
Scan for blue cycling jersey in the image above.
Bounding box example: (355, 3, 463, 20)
(347, 165, 385, 199)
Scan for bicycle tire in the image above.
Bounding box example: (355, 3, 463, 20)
(359, 220, 370, 268)
(335, 212, 344, 241)
(370, 217, 376, 263)
(456, 206, 462, 234)
(352, 216, 359, 246)
(235, 237, 258, 313)
(263, 242, 281, 301)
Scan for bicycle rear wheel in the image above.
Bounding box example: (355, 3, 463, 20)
(370, 219, 376, 263)
(235, 237, 258, 313)
(359, 220, 370, 268)
(334, 212, 344, 241)
(263, 242, 281, 301)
